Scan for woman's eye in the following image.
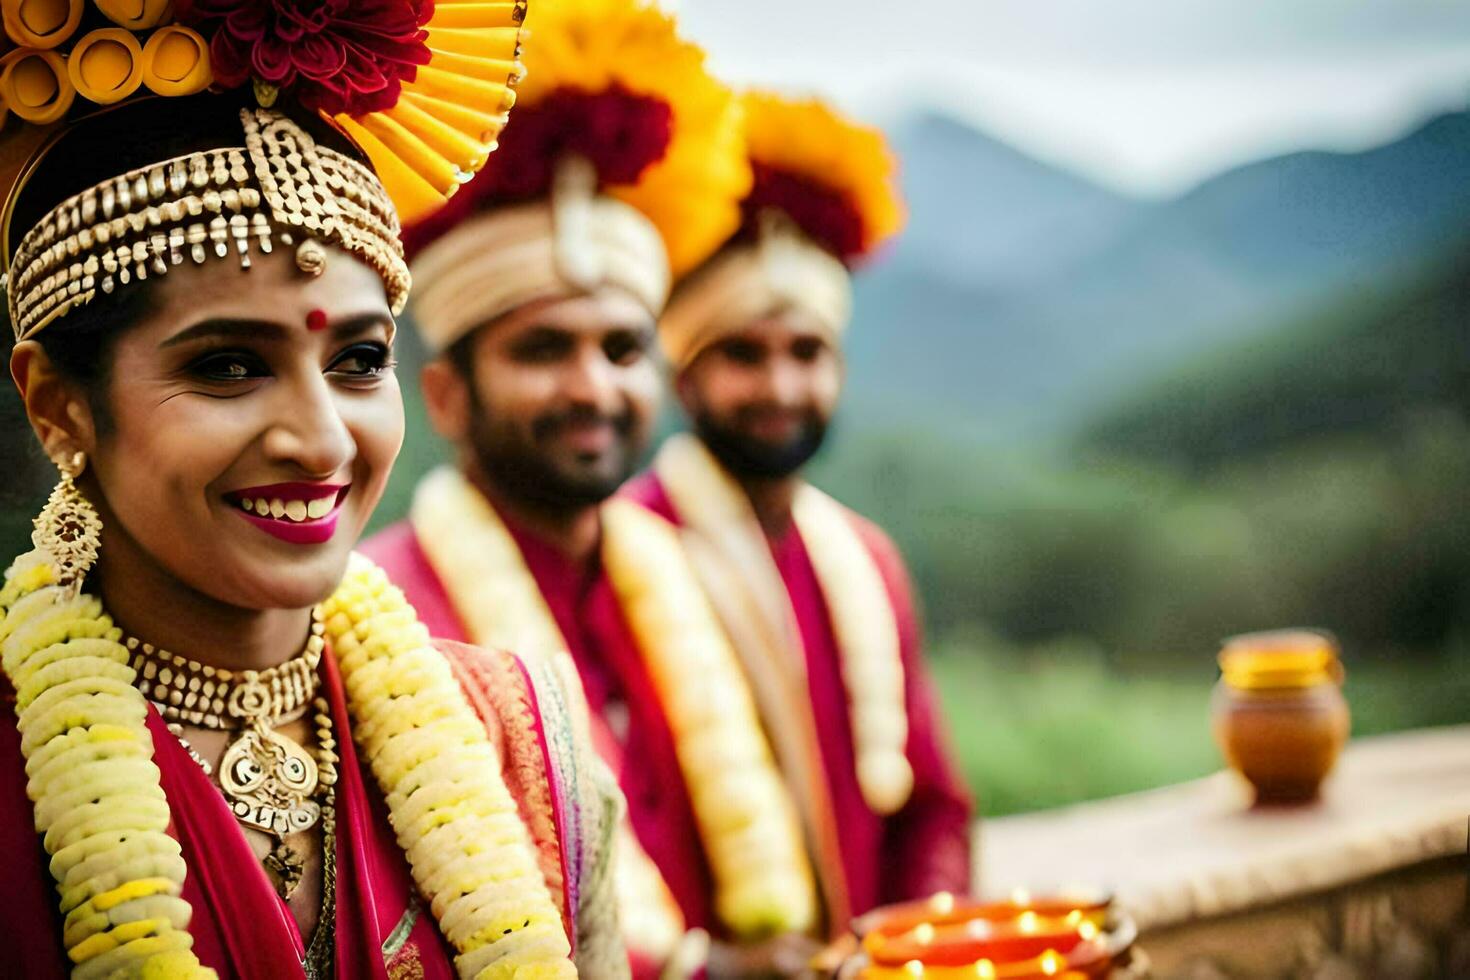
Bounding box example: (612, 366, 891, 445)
(329, 342, 394, 377)
(191, 352, 267, 381)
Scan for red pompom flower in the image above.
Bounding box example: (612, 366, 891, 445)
(179, 0, 433, 116)
(479, 86, 673, 198)
(742, 163, 866, 266)
(403, 85, 672, 255)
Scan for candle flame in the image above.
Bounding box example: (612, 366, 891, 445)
(1040, 950, 1064, 976)
(912, 923, 936, 945)
(975, 960, 997, 979)
(929, 891, 956, 915)
(1018, 910, 1040, 934)
(1079, 921, 1099, 941)
(1065, 910, 1083, 927)
(1010, 887, 1032, 906)
(904, 960, 925, 977)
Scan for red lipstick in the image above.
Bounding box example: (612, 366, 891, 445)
(227, 483, 349, 545)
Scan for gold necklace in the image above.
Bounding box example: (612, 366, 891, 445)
(128, 608, 326, 729)
(125, 609, 336, 897)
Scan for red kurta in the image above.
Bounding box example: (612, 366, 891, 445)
(624, 471, 974, 914)
(363, 515, 719, 950)
(0, 642, 583, 979)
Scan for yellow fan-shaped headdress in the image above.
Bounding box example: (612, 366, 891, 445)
(333, 0, 527, 225)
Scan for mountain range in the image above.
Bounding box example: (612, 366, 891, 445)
(841, 107, 1470, 443)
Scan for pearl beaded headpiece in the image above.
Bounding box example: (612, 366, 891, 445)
(4, 106, 409, 341)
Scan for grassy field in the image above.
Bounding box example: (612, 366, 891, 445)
(929, 636, 1470, 817)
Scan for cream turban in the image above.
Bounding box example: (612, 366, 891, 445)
(409, 160, 672, 354)
(659, 219, 852, 370)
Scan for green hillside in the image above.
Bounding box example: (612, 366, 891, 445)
(1081, 248, 1470, 469)
(813, 245, 1470, 666)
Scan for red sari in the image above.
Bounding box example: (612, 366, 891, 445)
(624, 471, 975, 915)
(0, 642, 587, 979)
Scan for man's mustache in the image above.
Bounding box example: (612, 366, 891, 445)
(734, 405, 822, 432)
(531, 406, 636, 442)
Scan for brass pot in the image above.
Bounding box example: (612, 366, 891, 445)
(1211, 630, 1350, 804)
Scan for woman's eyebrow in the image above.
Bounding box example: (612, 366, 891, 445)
(159, 313, 393, 349)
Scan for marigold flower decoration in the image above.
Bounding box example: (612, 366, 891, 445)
(740, 91, 906, 266)
(404, 0, 749, 276)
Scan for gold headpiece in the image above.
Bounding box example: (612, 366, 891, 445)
(6, 106, 408, 339)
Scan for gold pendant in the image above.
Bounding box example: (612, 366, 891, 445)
(219, 722, 321, 836)
(265, 838, 306, 898)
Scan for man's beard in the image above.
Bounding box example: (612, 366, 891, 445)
(693, 409, 829, 480)
(469, 404, 639, 512)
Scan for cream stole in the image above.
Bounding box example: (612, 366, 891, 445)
(410, 467, 818, 942)
(653, 435, 914, 908)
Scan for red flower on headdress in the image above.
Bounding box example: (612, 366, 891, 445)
(403, 85, 672, 256)
(179, 0, 433, 116)
(743, 164, 866, 265)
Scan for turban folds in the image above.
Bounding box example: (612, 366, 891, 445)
(409, 158, 671, 353)
(659, 219, 852, 370)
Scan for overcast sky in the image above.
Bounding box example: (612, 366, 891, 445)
(670, 0, 1470, 196)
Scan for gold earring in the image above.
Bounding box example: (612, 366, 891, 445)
(33, 451, 102, 596)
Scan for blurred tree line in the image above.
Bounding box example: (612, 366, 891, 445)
(813, 248, 1470, 672)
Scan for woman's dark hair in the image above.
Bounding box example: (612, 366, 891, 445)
(34, 283, 154, 384)
(1, 279, 156, 431)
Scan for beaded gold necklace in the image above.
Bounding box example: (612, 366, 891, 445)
(124, 607, 336, 898)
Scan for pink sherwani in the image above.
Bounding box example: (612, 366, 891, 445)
(624, 471, 974, 916)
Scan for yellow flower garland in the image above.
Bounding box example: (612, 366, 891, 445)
(0, 551, 212, 980)
(655, 433, 914, 816)
(411, 467, 818, 938)
(323, 553, 576, 979)
(599, 499, 818, 935)
(0, 547, 577, 979)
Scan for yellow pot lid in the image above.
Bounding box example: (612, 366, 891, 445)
(1219, 629, 1342, 690)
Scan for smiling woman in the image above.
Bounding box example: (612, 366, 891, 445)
(48, 250, 405, 614)
(0, 15, 631, 980)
